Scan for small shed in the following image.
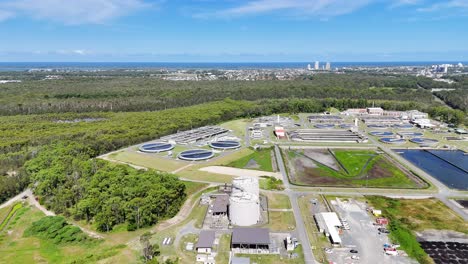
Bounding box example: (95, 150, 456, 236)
(196, 231, 215, 254)
(231, 256, 250, 264)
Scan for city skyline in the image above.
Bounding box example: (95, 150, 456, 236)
(1, 0, 468, 62)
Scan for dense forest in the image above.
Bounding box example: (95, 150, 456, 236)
(25, 141, 186, 231)
(433, 90, 468, 112)
(0, 73, 438, 115)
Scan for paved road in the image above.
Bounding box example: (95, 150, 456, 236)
(275, 145, 317, 264)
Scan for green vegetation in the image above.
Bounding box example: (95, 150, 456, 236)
(0, 206, 134, 264)
(266, 211, 296, 231)
(259, 176, 284, 190)
(263, 192, 291, 209)
(287, 149, 420, 188)
(333, 149, 376, 176)
(227, 147, 274, 171)
(0, 203, 23, 231)
(24, 216, 90, 244)
(26, 142, 187, 232)
(366, 196, 468, 264)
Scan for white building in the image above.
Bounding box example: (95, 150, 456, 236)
(406, 110, 428, 120)
(314, 61, 319, 70)
(314, 212, 342, 245)
(367, 107, 384, 115)
(325, 62, 331, 71)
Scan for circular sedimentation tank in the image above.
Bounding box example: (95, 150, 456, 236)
(315, 124, 335, 129)
(393, 124, 414, 129)
(339, 124, 353, 129)
(369, 131, 394, 137)
(367, 124, 388, 129)
(410, 138, 439, 146)
(380, 137, 406, 144)
(398, 131, 424, 138)
(178, 149, 214, 161)
(139, 142, 175, 153)
(209, 140, 241, 150)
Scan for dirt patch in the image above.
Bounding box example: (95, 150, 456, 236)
(244, 159, 260, 169)
(302, 149, 340, 171)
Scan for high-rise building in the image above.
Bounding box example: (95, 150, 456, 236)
(325, 62, 331, 70)
(314, 61, 319, 70)
(307, 64, 312, 70)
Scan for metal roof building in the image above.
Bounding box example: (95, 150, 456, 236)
(196, 230, 215, 251)
(211, 194, 229, 215)
(231, 228, 270, 252)
(314, 212, 342, 245)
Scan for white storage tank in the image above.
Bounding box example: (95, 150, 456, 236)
(229, 192, 260, 226)
(232, 177, 259, 197)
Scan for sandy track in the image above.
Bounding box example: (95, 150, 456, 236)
(199, 166, 282, 179)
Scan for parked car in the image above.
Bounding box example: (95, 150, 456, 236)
(350, 249, 359, 254)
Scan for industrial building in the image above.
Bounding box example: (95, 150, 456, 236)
(307, 114, 343, 124)
(159, 126, 228, 145)
(274, 126, 286, 139)
(361, 115, 402, 125)
(205, 177, 261, 228)
(288, 129, 366, 143)
(231, 228, 271, 254)
(211, 194, 229, 216)
(314, 212, 342, 245)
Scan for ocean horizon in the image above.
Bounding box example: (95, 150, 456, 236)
(0, 61, 466, 71)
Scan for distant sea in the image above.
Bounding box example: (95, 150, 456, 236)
(0, 61, 466, 72)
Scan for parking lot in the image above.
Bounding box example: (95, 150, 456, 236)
(327, 198, 416, 264)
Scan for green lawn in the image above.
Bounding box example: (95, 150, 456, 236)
(262, 192, 291, 209)
(110, 150, 185, 172)
(265, 211, 296, 232)
(366, 196, 468, 264)
(0, 203, 23, 231)
(0, 205, 134, 264)
(333, 149, 376, 176)
(227, 148, 274, 172)
(215, 234, 231, 264)
(219, 119, 250, 138)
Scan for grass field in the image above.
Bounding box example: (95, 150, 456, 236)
(366, 196, 468, 264)
(215, 234, 231, 264)
(227, 147, 274, 172)
(262, 192, 291, 209)
(0, 205, 135, 264)
(110, 150, 185, 172)
(265, 211, 296, 232)
(219, 119, 250, 138)
(0, 203, 23, 231)
(333, 149, 376, 176)
(285, 148, 423, 188)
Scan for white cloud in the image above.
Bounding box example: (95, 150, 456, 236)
(0, 0, 148, 24)
(195, 0, 374, 19)
(417, 0, 468, 12)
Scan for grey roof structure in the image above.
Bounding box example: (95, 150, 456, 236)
(196, 231, 215, 249)
(231, 256, 250, 264)
(212, 194, 229, 214)
(231, 228, 270, 245)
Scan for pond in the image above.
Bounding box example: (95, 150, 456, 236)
(395, 149, 468, 190)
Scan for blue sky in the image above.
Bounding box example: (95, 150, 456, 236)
(0, 0, 467, 62)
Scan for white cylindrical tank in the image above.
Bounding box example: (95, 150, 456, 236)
(232, 177, 259, 197)
(229, 192, 260, 226)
